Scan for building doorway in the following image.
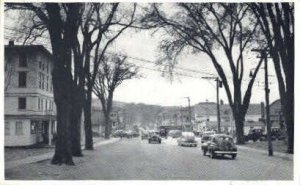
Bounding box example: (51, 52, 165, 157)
(42, 121, 49, 144)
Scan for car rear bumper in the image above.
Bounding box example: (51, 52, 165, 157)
(149, 139, 161, 142)
(181, 142, 197, 146)
(214, 151, 237, 154)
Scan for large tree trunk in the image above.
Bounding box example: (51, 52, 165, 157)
(70, 89, 83, 156)
(84, 88, 94, 150)
(234, 111, 245, 144)
(51, 66, 74, 165)
(104, 113, 111, 139)
(284, 85, 294, 154)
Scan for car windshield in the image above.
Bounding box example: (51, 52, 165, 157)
(202, 136, 209, 140)
(215, 136, 234, 143)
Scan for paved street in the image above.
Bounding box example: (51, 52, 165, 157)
(5, 138, 293, 180)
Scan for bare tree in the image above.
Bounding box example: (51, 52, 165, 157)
(250, 3, 294, 153)
(5, 2, 138, 160)
(93, 56, 138, 139)
(80, 3, 137, 148)
(142, 3, 263, 144)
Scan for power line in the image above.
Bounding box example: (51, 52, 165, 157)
(4, 27, 276, 85)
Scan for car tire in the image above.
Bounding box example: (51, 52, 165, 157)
(232, 154, 237, 159)
(203, 149, 207, 156)
(210, 150, 215, 159)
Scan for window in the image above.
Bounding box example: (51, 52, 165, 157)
(18, 97, 26, 109)
(30, 120, 37, 134)
(42, 63, 45, 71)
(45, 100, 48, 110)
(19, 53, 27, 67)
(39, 61, 42, 69)
(18, 72, 27, 87)
(51, 121, 56, 134)
(46, 76, 49, 91)
(41, 99, 44, 110)
(38, 72, 42, 88)
(41, 74, 45, 89)
(38, 98, 41, 110)
(5, 122, 10, 135)
(15, 121, 23, 135)
(46, 63, 49, 73)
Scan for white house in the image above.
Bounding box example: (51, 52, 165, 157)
(4, 41, 57, 146)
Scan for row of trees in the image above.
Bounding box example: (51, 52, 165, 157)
(141, 3, 294, 153)
(6, 3, 139, 165)
(5, 2, 294, 167)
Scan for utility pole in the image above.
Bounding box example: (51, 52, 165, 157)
(251, 48, 273, 156)
(216, 78, 221, 133)
(183, 97, 192, 131)
(202, 77, 222, 133)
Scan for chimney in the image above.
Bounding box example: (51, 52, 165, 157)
(261, 102, 265, 120)
(9, 40, 14, 46)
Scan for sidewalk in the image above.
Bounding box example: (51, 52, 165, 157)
(237, 145, 293, 161)
(5, 138, 120, 170)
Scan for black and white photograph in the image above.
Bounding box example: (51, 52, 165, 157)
(1, 0, 298, 183)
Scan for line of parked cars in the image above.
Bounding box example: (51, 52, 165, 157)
(244, 127, 286, 142)
(112, 130, 139, 138)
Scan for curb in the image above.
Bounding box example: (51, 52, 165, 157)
(5, 138, 120, 170)
(237, 145, 293, 161)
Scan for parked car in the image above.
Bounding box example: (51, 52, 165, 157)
(125, 130, 134, 138)
(200, 130, 216, 137)
(271, 127, 286, 140)
(141, 133, 150, 140)
(168, 130, 182, 138)
(112, 130, 126, 138)
(259, 127, 286, 141)
(202, 134, 237, 159)
(148, 134, 162, 144)
(244, 128, 265, 142)
(132, 131, 140, 137)
(201, 135, 211, 144)
(177, 132, 197, 147)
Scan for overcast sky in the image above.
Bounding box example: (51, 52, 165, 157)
(111, 28, 280, 106)
(4, 4, 280, 107)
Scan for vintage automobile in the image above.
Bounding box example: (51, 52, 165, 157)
(112, 130, 126, 138)
(141, 132, 150, 140)
(259, 127, 286, 141)
(168, 130, 182, 138)
(177, 132, 197, 147)
(148, 134, 162, 144)
(201, 135, 211, 144)
(244, 128, 265, 142)
(202, 134, 237, 159)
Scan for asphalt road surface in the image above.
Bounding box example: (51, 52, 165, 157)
(5, 138, 293, 180)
